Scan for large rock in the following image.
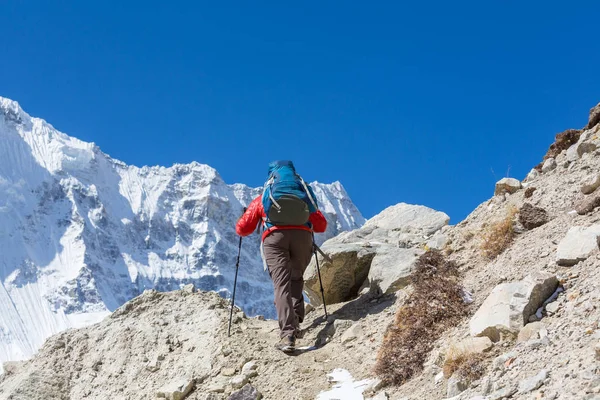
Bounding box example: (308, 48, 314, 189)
(469, 272, 559, 342)
(304, 243, 376, 306)
(360, 203, 450, 237)
(494, 178, 522, 196)
(305, 203, 449, 305)
(582, 174, 600, 195)
(576, 195, 600, 216)
(518, 203, 549, 230)
(366, 247, 424, 295)
(556, 225, 600, 266)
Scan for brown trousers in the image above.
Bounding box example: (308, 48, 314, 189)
(263, 230, 314, 338)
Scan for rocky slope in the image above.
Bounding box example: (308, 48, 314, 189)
(0, 96, 365, 372)
(1, 101, 600, 400)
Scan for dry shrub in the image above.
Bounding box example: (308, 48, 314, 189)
(444, 352, 487, 382)
(374, 250, 469, 386)
(480, 207, 517, 260)
(535, 129, 581, 170)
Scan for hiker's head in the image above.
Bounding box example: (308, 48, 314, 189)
(267, 160, 295, 177)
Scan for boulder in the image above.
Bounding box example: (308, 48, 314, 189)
(582, 174, 600, 195)
(517, 322, 546, 343)
(156, 379, 195, 400)
(518, 203, 549, 230)
(228, 384, 262, 400)
(360, 203, 450, 237)
(340, 323, 363, 344)
(541, 158, 557, 173)
(494, 178, 522, 196)
(576, 195, 600, 216)
(366, 247, 424, 295)
(304, 203, 449, 305)
(587, 102, 600, 129)
(469, 272, 558, 341)
(304, 242, 375, 306)
(556, 225, 600, 266)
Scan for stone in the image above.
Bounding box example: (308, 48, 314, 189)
(447, 374, 469, 398)
(230, 375, 249, 390)
(518, 203, 549, 230)
(360, 203, 450, 236)
(524, 186, 536, 198)
(525, 169, 539, 181)
(576, 195, 600, 216)
(228, 384, 262, 400)
(304, 242, 376, 305)
(469, 272, 558, 341)
(542, 157, 557, 173)
(341, 323, 363, 344)
(595, 341, 600, 361)
(582, 175, 600, 195)
(241, 361, 258, 378)
(587, 102, 600, 129)
(494, 178, 522, 196)
(545, 301, 560, 314)
(567, 144, 580, 162)
(488, 385, 517, 400)
(221, 367, 237, 377)
(556, 225, 600, 266)
(156, 378, 195, 400)
(366, 247, 424, 295)
(446, 337, 493, 362)
(517, 322, 546, 343)
(518, 369, 548, 394)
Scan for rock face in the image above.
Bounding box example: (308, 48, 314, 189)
(469, 272, 558, 341)
(304, 203, 449, 305)
(518, 203, 549, 230)
(494, 178, 522, 196)
(556, 225, 600, 266)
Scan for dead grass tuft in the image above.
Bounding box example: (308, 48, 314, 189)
(374, 250, 469, 386)
(479, 207, 517, 260)
(444, 352, 487, 382)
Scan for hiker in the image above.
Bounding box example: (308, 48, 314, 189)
(236, 160, 327, 352)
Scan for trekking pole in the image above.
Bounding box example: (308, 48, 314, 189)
(228, 235, 243, 337)
(312, 235, 328, 320)
(229, 206, 247, 337)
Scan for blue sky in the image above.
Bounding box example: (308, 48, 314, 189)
(1, 1, 599, 221)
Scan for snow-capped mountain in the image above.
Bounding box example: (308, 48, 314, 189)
(0, 96, 365, 371)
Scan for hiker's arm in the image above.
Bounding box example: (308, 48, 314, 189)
(236, 197, 262, 236)
(309, 210, 327, 233)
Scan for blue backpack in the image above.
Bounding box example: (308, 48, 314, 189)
(261, 161, 319, 227)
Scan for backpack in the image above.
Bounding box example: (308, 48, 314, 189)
(261, 161, 318, 227)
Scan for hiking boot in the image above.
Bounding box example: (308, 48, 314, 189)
(274, 335, 295, 353)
